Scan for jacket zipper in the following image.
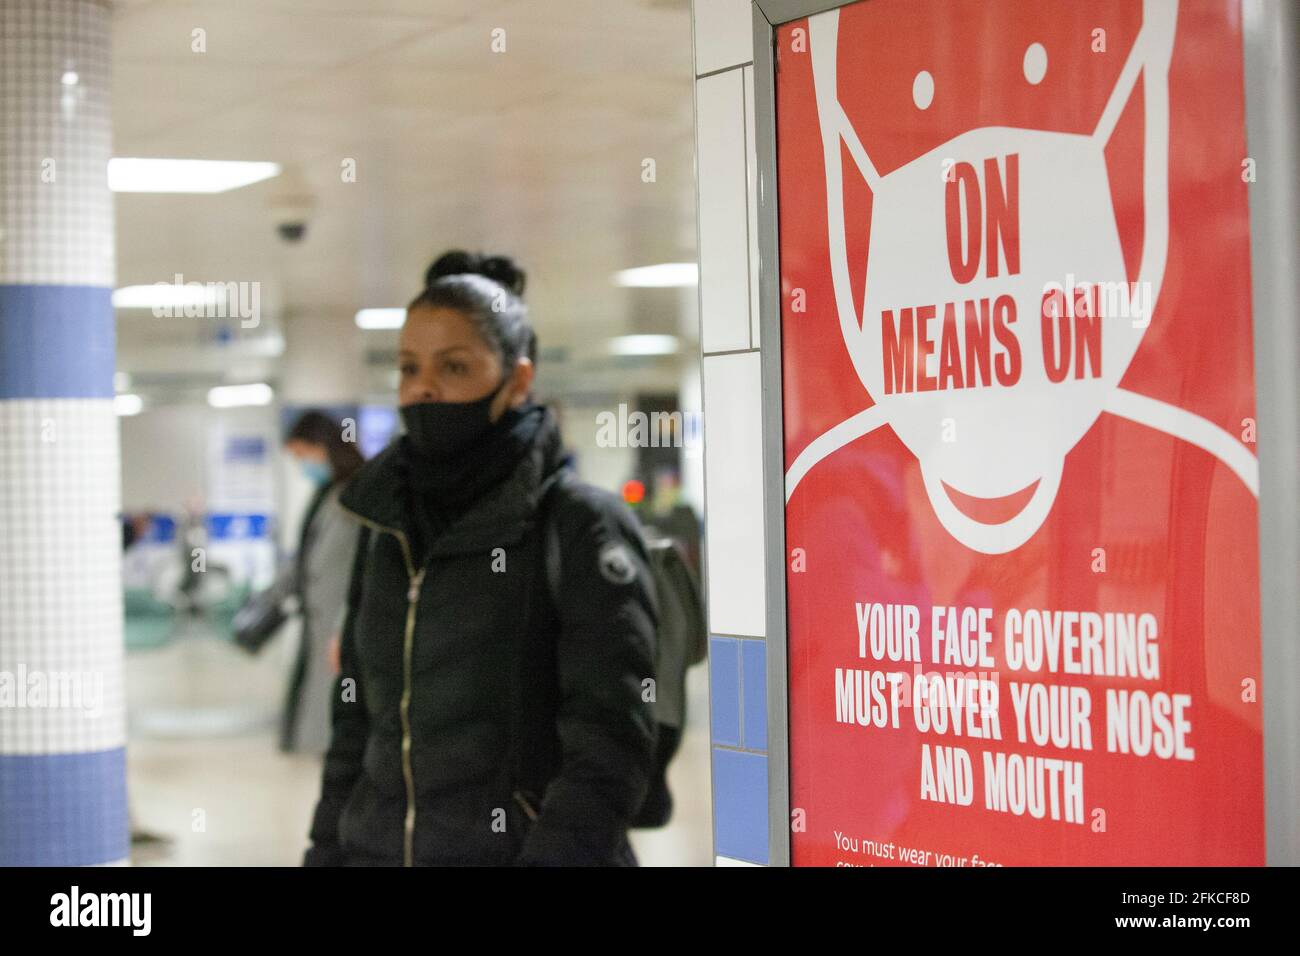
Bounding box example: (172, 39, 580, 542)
(400, 567, 426, 866)
(337, 504, 422, 868)
(512, 790, 540, 822)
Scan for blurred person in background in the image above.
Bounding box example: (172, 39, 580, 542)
(642, 469, 702, 575)
(280, 411, 364, 754)
(303, 251, 657, 866)
(119, 512, 156, 591)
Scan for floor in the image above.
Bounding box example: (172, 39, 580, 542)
(124, 619, 714, 867)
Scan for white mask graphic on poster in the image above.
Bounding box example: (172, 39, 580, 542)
(786, 0, 1258, 554)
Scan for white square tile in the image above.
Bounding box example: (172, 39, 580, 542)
(693, 0, 754, 76)
(702, 352, 766, 636)
(744, 64, 761, 348)
(695, 70, 752, 354)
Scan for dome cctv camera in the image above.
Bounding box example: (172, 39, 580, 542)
(270, 198, 313, 244)
(277, 221, 307, 243)
(265, 165, 315, 245)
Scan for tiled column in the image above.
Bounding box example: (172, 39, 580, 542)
(692, 0, 772, 866)
(0, 0, 127, 865)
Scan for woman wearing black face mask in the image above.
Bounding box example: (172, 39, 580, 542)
(303, 251, 658, 867)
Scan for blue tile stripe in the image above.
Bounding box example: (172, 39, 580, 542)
(708, 637, 741, 747)
(0, 285, 115, 399)
(741, 639, 767, 751)
(710, 635, 771, 864)
(0, 749, 129, 865)
(713, 749, 769, 864)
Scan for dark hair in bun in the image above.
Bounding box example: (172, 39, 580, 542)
(424, 251, 526, 298)
(409, 250, 535, 368)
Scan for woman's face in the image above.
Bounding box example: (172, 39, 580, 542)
(398, 305, 533, 420)
(284, 439, 326, 466)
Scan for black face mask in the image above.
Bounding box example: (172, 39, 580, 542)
(399, 377, 510, 461)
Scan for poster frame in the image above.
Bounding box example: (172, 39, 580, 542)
(749, 0, 1300, 866)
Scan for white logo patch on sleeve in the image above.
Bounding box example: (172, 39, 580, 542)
(597, 541, 638, 585)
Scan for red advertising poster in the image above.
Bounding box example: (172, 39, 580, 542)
(777, 0, 1262, 866)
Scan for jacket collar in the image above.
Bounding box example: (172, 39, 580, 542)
(336, 441, 407, 532)
(337, 408, 567, 561)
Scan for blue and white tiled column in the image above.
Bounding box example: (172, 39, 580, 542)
(693, 0, 774, 866)
(0, 0, 127, 866)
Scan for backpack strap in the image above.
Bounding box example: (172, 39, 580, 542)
(505, 470, 570, 822)
(347, 526, 372, 609)
(542, 492, 562, 608)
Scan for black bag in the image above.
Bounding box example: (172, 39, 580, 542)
(238, 484, 332, 653)
(541, 485, 707, 828)
(233, 563, 294, 653)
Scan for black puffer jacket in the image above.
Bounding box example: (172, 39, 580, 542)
(303, 411, 658, 866)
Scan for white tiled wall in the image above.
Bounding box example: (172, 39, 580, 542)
(701, 351, 766, 636)
(693, 0, 775, 868)
(743, 65, 761, 348)
(693, 0, 768, 638)
(695, 69, 752, 354)
(692, 0, 754, 75)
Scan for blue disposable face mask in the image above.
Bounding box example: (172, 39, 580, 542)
(299, 459, 332, 487)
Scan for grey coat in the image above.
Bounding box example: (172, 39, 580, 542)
(283, 483, 361, 754)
